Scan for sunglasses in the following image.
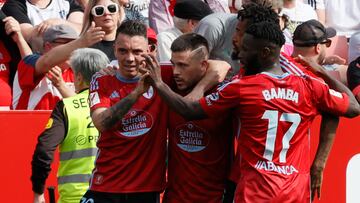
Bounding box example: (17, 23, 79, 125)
(91, 3, 119, 17)
(320, 39, 332, 48)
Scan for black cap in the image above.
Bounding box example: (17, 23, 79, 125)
(293, 19, 337, 47)
(174, 0, 213, 21)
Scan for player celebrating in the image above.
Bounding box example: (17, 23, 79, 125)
(164, 33, 234, 202)
(140, 21, 360, 202)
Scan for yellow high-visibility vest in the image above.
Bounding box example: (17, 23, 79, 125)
(58, 89, 98, 203)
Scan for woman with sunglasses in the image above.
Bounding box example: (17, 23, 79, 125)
(81, 0, 145, 61)
(81, 0, 123, 61)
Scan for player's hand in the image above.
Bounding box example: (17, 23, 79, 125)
(310, 163, 324, 201)
(46, 66, 65, 88)
(3, 17, 22, 42)
(141, 54, 163, 87)
(323, 55, 346, 65)
(33, 192, 45, 203)
(207, 59, 231, 82)
(98, 65, 118, 76)
(134, 72, 150, 96)
(295, 55, 325, 75)
(80, 22, 105, 47)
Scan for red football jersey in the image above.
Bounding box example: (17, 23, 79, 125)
(199, 72, 349, 202)
(12, 54, 74, 110)
(229, 52, 327, 183)
(88, 67, 173, 193)
(164, 88, 234, 203)
(280, 52, 320, 79)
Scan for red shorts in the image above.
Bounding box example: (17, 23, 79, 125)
(235, 167, 310, 203)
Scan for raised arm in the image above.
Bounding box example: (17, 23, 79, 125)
(35, 22, 104, 77)
(47, 66, 76, 98)
(299, 55, 360, 118)
(3, 17, 32, 58)
(142, 54, 207, 120)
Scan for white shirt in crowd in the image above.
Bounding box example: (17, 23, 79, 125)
(125, 0, 149, 22)
(156, 27, 183, 63)
(310, 0, 360, 37)
(26, 0, 71, 26)
(282, 1, 318, 34)
(349, 32, 360, 63)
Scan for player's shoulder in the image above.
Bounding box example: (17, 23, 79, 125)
(279, 52, 307, 76)
(90, 72, 116, 90)
(91, 72, 115, 82)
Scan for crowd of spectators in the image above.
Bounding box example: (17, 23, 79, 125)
(1, 0, 360, 202)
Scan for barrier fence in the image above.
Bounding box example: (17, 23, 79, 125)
(0, 111, 359, 203)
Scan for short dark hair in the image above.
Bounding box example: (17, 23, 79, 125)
(171, 33, 209, 54)
(238, 2, 279, 25)
(116, 20, 147, 39)
(245, 21, 285, 47)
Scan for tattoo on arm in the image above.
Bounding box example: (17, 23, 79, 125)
(156, 82, 207, 120)
(101, 91, 140, 130)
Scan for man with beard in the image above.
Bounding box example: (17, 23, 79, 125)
(140, 21, 360, 202)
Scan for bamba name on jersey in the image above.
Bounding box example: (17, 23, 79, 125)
(262, 88, 299, 104)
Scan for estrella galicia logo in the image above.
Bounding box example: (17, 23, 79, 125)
(175, 122, 210, 152)
(117, 109, 153, 137)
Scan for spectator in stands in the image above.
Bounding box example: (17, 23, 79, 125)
(124, 0, 149, 25)
(282, 0, 318, 34)
(195, 0, 285, 76)
(0, 16, 20, 109)
(12, 23, 105, 110)
(157, 0, 213, 62)
(2, 0, 84, 52)
(292, 20, 346, 70)
(194, 12, 238, 73)
(206, 0, 231, 13)
(349, 32, 360, 63)
(121, 0, 146, 23)
(292, 20, 336, 66)
(31, 48, 108, 203)
(347, 57, 360, 102)
(81, 0, 124, 61)
(0, 10, 21, 90)
(148, 0, 174, 34)
(306, 0, 360, 38)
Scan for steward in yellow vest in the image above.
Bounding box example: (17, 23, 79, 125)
(31, 48, 109, 203)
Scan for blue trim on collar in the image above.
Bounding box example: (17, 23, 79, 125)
(260, 72, 290, 79)
(115, 72, 140, 83)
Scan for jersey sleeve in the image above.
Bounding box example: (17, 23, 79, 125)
(89, 73, 111, 111)
(308, 76, 350, 115)
(17, 54, 44, 89)
(347, 58, 360, 96)
(2, 0, 31, 24)
(199, 80, 241, 117)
